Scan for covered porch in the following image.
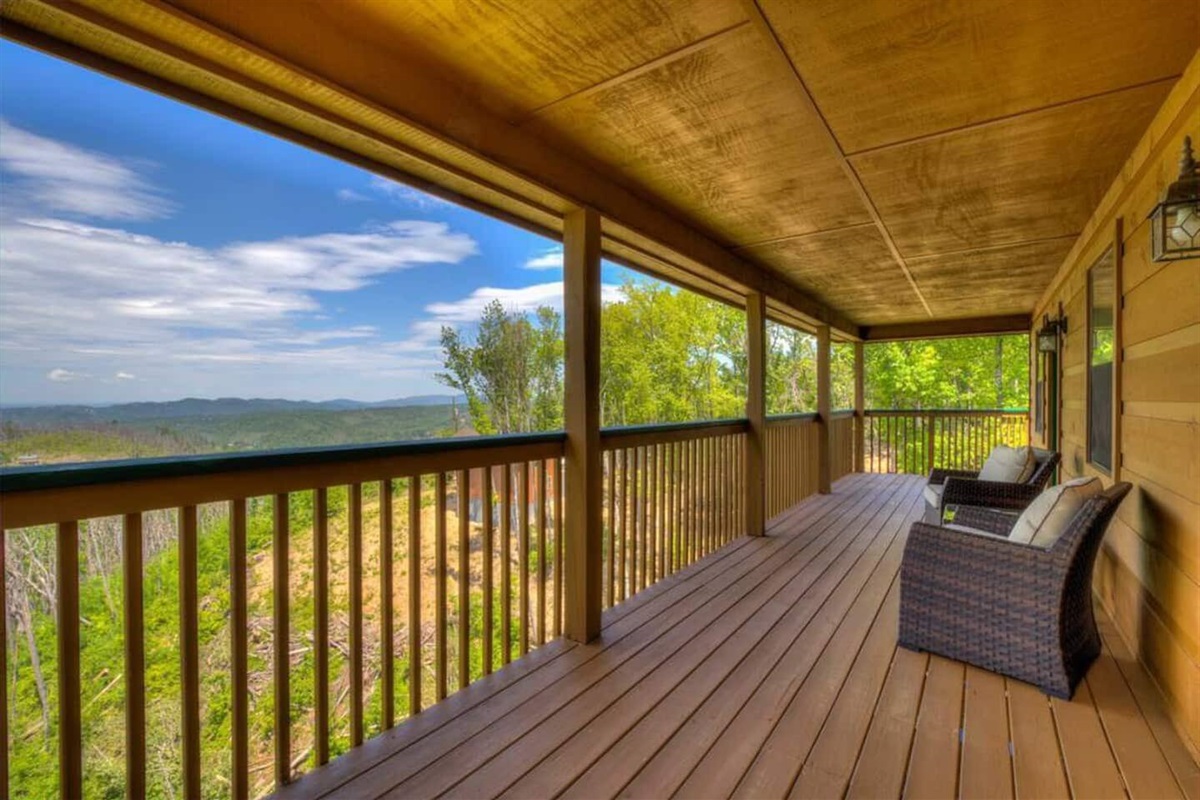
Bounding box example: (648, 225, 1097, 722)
(1, 1, 1198, 798)
(276, 474, 1196, 800)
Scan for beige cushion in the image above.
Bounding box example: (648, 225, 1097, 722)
(978, 445, 1035, 483)
(1010, 477, 1103, 547)
(922, 483, 944, 508)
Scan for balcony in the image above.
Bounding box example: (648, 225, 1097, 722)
(2, 415, 1196, 798)
(1, 1, 1198, 798)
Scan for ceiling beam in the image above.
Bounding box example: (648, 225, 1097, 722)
(740, 0, 934, 320)
(861, 314, 1032, 342)
(0, 0, 860, 337)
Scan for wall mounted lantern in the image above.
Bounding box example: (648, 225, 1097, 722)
(1036, 308, 1067, 353)
(1149, 135, 1200, 262)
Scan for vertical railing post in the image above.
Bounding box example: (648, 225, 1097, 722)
(926, 414, 936, 473)
(853, 341, 865, 472)
(563, 205, 603, 642)
(57, 521, 82, 800)
(745, 291, 766, 535)
(816, 325, 832, 494)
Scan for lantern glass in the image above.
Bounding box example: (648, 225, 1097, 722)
(1037, 329, 1058, 353)
(1152, 199, 1200, 261)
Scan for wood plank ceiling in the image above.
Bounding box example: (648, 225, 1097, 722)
(163, 0, 1197, 326)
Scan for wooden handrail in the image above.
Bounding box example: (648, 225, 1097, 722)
(0, 418, 764, 797)
(863, 408, 1029, 416)
(600, 418, 749, 448)
(862, 409, 1029, 475)
(765, 412, 819, 424)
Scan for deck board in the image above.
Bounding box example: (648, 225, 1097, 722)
(273, 474, 1196, 800)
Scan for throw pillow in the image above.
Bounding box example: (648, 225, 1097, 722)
(1010, 477, 1103, 547)
(978, 445, 1035, 483)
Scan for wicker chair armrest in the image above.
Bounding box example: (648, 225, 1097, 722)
(942, 477, 1042, 511)
(942, 505, 1019, 536)
(902, 522, 1060, 612)
(928, 467, 980, 486)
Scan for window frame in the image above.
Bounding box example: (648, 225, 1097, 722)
(1084, 227, 1122, 477)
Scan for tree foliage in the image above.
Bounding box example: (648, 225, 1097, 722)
(436, 300, 563, 434)
(864, 335, 1028, 409)
(438, 279, 1030, 435)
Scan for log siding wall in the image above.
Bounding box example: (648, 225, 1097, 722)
(1032, 48, 1200, 756)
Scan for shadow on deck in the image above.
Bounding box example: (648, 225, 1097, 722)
(275, 473, 1198, 799)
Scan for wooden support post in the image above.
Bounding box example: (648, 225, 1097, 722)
(816, 325, 832, 494)
(853, 341, 865, 473)
(745, 291, 766, 535)
(564, 205, 603, 643)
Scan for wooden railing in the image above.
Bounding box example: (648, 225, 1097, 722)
(764, 413, 820, 519)
(763, 411, 856, 518)
(830, 411, 856, 482)
(0, 433, 567, 799)
(1, 418, 770, 799)
(600, 419, 747, 608)
(863, 409, 1029, 475)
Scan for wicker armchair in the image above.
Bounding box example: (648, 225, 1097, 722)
(899, 482, 1131, 699)
(923, 448, 1060, 523)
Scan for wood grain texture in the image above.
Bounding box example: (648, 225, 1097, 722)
(851, 81, 1173, 258)
(907, 237, 1076, 320)
(527, 23, 869, 248)
(323, 0, 747, 119)
(757, 0, 1198, 154)
(739, 225, 925, 324)
(244, 476, 1195, 800)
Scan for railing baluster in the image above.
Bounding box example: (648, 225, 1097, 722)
(407, 477, 422, 713)
(123, 512, 146, 800)
(435, 473, 448, 700)
(348, 483, 364, 745)
(536, 461, 547, 647)
(458, 470, 470, 689)
(272, 494, 291, 784)
(606, 451, 615, 608)
(381, 480, 395, 727)
(554, 458, 564, 637)
(179, 506, 201, 799)
(630, 447, 639, 594)
(648, 444, 658, 583)
(691, 438, 699, 563)
(500, 465, 512, 664)
(518, 461, 530, 656)
(482, 467, 494, 675)
(0, 515, 6, 796)
(638, 447, 646, 588)
(312, 489, 329, 766)
(58, 520, 82, 800)
(231, 501, 250, 793)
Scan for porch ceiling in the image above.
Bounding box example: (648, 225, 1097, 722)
(6, 1, 1196, 330)
(159, 0, 1195, 328)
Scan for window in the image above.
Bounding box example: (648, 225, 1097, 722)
(1087, 249, 1116, 471)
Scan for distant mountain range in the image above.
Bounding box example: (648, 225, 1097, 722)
(0, 395, 465, 425)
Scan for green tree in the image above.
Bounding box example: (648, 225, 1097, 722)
(436, 300, 564, 434)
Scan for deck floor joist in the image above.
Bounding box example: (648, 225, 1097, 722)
(276, 474, 1199, 799)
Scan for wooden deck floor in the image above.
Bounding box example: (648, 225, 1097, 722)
(277, 474, 1199, 800)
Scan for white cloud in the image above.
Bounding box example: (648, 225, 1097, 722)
(336, 188, 368, 203)
(424, 281, 622, 323)
(0, 119, 172, 221)
(0, 213, 478, 402)
(523, 248, 563, 271)
(115, 371, 137, 380)
(369, 176, 452, 209)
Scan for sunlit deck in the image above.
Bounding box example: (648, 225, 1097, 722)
(275, 474, 1198, 800)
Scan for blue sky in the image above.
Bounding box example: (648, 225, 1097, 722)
(0, 40, 636, 405)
